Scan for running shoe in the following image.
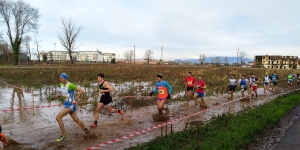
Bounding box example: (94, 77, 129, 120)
(90, 123, 97, 128)
(56, 135, 67, 142)
(84, 128, 90, 134)
(119, 109, 124, 115)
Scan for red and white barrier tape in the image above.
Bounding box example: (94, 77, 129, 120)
(84, 96, 246, 150)
(85, 88, 300, 150)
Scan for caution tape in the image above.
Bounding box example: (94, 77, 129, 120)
(85, 87, 300, 150)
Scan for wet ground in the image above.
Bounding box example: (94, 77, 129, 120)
(0, 83, 298, 150)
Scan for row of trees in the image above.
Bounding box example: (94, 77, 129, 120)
(198, 51, 249, 66)
(0, 0, 81, 65)
(123, 49, 154, 64)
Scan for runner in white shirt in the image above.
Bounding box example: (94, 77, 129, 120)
(228, 74, 237, 99)
(263, 72, 271, 95)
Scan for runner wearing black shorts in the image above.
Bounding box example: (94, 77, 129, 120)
(228, 74, 237, 99)
(90, 73, 123, 128)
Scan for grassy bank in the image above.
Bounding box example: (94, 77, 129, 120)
(127, 90, 300, 150)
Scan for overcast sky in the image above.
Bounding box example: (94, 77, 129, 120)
(2, 0, 300, 60)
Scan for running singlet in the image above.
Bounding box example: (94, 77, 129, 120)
(229, 78, 237, 87)
(264, 75, 270, 83)
(250, 77, 257, 86)
(99, 81, 110, 96)
(185, 77, 196, 87)
(288, 75, 293, 80)
(196, 80, 206, 93)
(272, 75, 278, 82)
(238, 78, 248, 89)
(153, 80, 172, 100)
(59, 82, 77, 112)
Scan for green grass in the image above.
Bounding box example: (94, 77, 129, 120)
(127, 90, 300, 150)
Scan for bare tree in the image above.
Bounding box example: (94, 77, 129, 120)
(199, 53, 206, 66)
(239, 51, 249, 65)
(34, 37, 41, 62)
(0, 0, 40, 65)
(58, 17, 82, 64)
(143, 49, 154, 64)
(224, 56, 229, 66)
(23, 35, 31, 61)
(123, 50, 134, 63)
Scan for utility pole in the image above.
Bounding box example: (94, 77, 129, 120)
(237, 47, 239, 66)
(134, 44, 135, 63)
(160, 46, 163, 62)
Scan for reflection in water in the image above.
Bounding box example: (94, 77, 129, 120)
(11, 88, 24, 109)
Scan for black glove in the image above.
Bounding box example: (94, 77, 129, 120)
(167, 94, 171, 99)
(150, 92, 154, 96)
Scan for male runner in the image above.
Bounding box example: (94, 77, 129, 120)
(185, 72, 196, 106)
(150, 74, 172, 115)
(237, 75, 249, 97)
(263, 72, 271, 95)
(90, 73, 123, 128)
(249, 73, 258, 98)
(271, 72, 279, 92)
(55, 73, 90, 142)
(228, 74, 237, 99)
(297, 72, 300, 85)
(193, 76, 207, 107)
(287, 73, 293, 88)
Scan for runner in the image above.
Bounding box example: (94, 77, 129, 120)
(292, 71, 296, 83)
(185, 72, 196, 106)
(193, 76, 207, 107)
(55, 73, 90, 142)
(263, 72, 271, 95)
(287, 73, 293, 88)
(150, 74, 172, 115)
(271, 72, 279, 92)
(297, 72, 300, 85)
(228, 74, 237, 99)
(249, 73, 258, 98)
(236, 75, 249, 97)
(0, 125, 6, 146)
(90, 73, 124, 128)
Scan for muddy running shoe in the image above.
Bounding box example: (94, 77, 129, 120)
(84, 128, 90, 134)
(119, 109, 124, 115)
(90, 123, 97, 128)
(56, 135, 67, 142)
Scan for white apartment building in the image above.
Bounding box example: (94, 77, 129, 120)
(48, 50, 115, 62)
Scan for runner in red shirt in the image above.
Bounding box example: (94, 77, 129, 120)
(193, 76, 207, 108)
(185, 72, 196, 106)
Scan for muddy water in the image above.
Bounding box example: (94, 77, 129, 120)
(0, 82, 297, 150)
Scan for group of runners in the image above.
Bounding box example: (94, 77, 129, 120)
(1, 71, 300, 145)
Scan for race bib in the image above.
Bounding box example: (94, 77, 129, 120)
(158, 90, 164, 94)
(63, 95, 69, 101)
(230, 82, 235, 85)
(298, 76, 300, 79)
(188, 81, 192, 85)
(241, 85, 245, 89)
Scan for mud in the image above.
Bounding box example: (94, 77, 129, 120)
(0, 82, 299, 150)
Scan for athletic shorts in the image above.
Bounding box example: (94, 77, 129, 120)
(288, 80, 293, 83)
(186, 87, 194, 91)
(240, 85, 247, 91)
(272, 82, 277, 86)
(229, 86, 236, 91)
(264, 82, 269, 86)
(196, 92, 204, 98)
(99, 95, 113, 105)
(251, 86, 258, 91)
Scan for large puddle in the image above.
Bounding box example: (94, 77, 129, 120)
(0, 81, 297, 150)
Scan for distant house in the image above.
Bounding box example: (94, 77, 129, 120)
(254, 54, 298, 69)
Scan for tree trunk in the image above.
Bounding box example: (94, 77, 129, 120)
(12, 41, 21, 65)
(69, 50, 74, 64)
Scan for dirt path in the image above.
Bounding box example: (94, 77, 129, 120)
(0, 86, 298, 150)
